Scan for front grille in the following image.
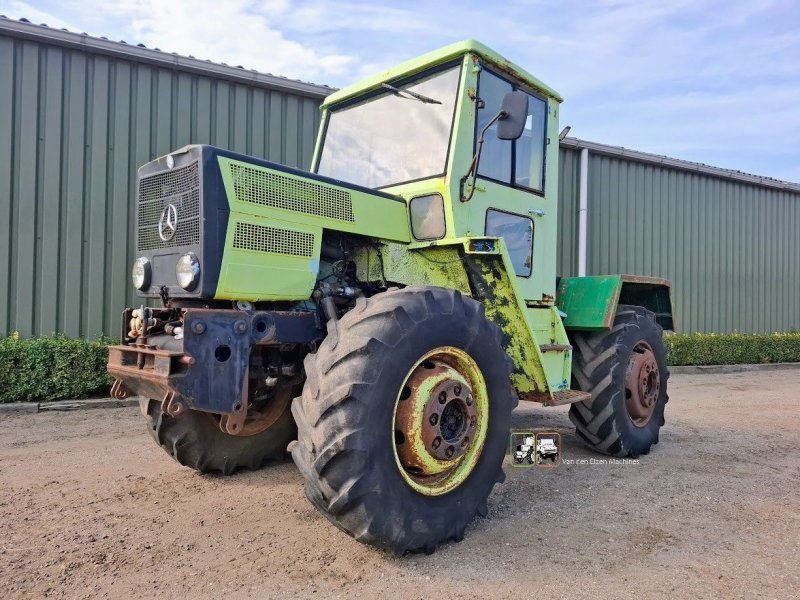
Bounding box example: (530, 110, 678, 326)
(137, 162, 201, 251)
(229, 162, 354, 222)
(233, 222, 314, 257)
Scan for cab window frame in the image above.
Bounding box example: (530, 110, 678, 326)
(484, 207, 535, 278)
(473, 66, 549, 196)
(313, 60, 464, 190)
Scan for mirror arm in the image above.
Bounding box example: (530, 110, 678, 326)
(460, 110, 506, 203)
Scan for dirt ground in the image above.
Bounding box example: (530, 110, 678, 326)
(1, 370, 798, 600)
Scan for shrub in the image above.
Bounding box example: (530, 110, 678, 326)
(664, 332, 800, 366)
(0, 333, 115, 403)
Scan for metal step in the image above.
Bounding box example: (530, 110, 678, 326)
(521, 389, 592, 406)
(539, 344, 571, 353)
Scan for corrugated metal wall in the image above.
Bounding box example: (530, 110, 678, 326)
(557, 147, 800, 334)
(0, 29, 324, 339)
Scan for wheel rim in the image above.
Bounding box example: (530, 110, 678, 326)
(624, 341, 660, 427)
(392, 346, 489, 496)
(208, 384, 293, 437)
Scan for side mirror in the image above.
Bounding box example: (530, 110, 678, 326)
(496, 91, 529, 140)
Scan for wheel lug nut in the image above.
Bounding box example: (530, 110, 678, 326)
(461, 437, 469, 448)
(470, 416, 477, 428)
(453, 384, 462, 396)
(438, 391, 447, 404)
(445, 445, 454, 458)
(429, 413, 438, 426)
(432, 436, 441, 449)
(466, 394, 473, 406)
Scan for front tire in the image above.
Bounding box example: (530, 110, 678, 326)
(145, 384, 298, 475)
(568, 305, 669, 457)
(290, 287, 516, 554)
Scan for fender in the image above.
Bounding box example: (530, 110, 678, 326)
(556, 275, 675, 331)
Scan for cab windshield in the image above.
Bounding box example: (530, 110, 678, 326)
(316, 65, 461, 189)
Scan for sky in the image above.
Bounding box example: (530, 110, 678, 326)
(2, 0, 799, 182)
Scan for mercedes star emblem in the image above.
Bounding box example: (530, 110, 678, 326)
(158, 204, 178, 242)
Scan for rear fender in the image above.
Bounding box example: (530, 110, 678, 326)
(556, 275, 675, 331)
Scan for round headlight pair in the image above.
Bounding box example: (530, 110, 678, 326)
(176, 252, 201, 290)
(131, 253, 200, 292)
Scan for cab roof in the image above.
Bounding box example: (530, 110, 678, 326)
(321, 39, 563, 109)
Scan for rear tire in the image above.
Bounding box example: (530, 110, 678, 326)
(290, 286, 516, 554)
(568, 305, 669, 458)
(145, 385, 298, 475)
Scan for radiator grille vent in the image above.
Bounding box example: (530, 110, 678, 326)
(137, 161, 200, 251)
(233, 222, 314, 257)
(230, 163, 354, 222)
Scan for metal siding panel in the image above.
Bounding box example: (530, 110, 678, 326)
(251, 89, 266, 159)
(62, 50, 87, 337)
(13, 41, 40, 337)
(556, 147, 579, 276)
(108, 60, 132, 337)
(687, 172, 697, 332)
(214, 80, 230, 147)
(154, 68, 172, 157)
(0, 38, 16, 336)
(195, 77, 212, 144)
(742, 183, 752, 333)
(232, 84, 248, 154)
(86, 56, 110, 337)
(285, 94, 300, 167)
(175, 72, 192, 148)
(39, 46, 64, 335)
(587, 155, 602, 275)
(267, 91, 284, 163)
(301, 98, 317, 169)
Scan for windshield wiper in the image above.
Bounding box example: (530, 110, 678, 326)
(381, 83, 442, 105)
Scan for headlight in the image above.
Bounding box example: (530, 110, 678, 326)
(409, 194, 445, 240)
(131, 257, 151, 290)
(176, 252, 200, 290)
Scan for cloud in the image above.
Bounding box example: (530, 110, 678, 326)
(1, 0, 798, 180)
(106, 0, 356, 81)
(1, 0, 79, 30)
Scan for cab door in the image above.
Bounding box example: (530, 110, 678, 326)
(474, 68, 549, 303)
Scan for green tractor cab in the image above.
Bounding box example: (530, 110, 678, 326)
(108, 40, 673, 555)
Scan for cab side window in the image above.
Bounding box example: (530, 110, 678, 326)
(476, 69, 547, 193)
(485, 209, 534, 277)
(477, 72, 512, 182)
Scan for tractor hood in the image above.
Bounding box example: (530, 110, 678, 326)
(134, 144, 411, 302)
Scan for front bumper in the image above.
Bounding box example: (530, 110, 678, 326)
(108, 308, 321, 417)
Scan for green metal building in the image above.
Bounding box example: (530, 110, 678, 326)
(557, 139, 800, 334)
(2, 17, 799, 337)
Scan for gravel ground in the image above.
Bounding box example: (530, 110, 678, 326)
(1, 370, 798, 599)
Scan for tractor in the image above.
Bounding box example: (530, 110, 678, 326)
(513, 435, 535, 465)
(537, 436, 559, 464)
(108, 40, 673, 555)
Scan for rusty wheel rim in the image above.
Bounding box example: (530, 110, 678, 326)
(392, 347, 489, 496)
(208, 384, 293, 437)
(624, 341, 660, 427)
